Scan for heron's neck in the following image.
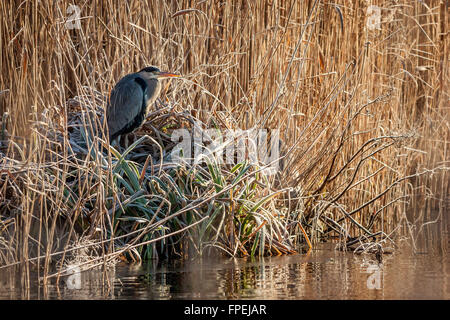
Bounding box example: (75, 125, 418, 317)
(146, 78, 161, 105)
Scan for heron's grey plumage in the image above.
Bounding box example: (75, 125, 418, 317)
(106, 66, 179, 142)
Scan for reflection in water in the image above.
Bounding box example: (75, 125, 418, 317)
(0, 209, 448, 300)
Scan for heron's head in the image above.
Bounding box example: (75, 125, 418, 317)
(139, 66, 181, 79)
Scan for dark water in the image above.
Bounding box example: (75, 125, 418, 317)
(1, 209, 448, 300)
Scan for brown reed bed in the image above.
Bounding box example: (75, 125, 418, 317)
(0, 0, 448, 284)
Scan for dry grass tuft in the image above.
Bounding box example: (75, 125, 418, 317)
(0, 0, 448, 283)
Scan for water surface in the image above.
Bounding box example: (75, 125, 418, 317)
(1, 210, 448, 300)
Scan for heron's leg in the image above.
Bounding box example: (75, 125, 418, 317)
(110, 136, 122, 153)
(124, 134, 130, 150)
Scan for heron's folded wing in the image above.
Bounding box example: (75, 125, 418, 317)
(106, 75, 144, 139)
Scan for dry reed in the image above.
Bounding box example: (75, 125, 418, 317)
(0, 0, 448, 285)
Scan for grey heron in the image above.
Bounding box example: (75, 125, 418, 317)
(106, 66, 180, 144)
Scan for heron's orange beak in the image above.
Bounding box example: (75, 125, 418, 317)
(157, 71, 181, 78)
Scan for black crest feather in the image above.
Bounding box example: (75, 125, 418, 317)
(139, 66, 160, 73)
